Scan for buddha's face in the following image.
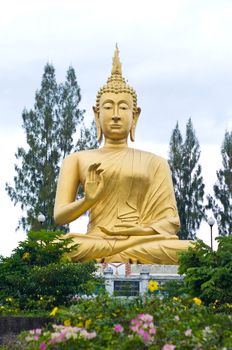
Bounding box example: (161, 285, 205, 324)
(98, 92, 134, 141)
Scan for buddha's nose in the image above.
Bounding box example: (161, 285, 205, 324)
(112, 115, 120, 123)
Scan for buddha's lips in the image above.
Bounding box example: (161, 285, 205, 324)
(110, 124, 121, 129)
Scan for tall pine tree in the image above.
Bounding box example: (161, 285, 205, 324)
(76, 120, 98, 151)
(207, 130, 232, 235)
(168, 118, 205, 239)
(6, 63, 97, 231)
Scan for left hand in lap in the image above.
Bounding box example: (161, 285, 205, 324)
(99, 223, 154, 236)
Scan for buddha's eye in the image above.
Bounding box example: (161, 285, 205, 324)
(119, 104, 129, 110)
(103, 104, 113, 110)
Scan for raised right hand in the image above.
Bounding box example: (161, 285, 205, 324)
(84, 163, 104, 203)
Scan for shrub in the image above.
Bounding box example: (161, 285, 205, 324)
(19, 261, 101, 309)
(0, 230, 101, 311)
(177, 235, 232, 306)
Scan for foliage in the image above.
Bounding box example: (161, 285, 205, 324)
(207, 130, 232, 235)
(1, 234, 232, 349)
(76, 119, 98, 151)
(13, 294, 232, 349)
(5, 63, 98, 231)
(76, 119, 98, 198)
(177, 235, 232, 305)
(0, 230, 101, 311)
(160, 280, 186, 298)
(21, 262, 100, 309)
(168, 119, 205, 239)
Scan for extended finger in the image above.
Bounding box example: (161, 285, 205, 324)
(89, 163, 102, 181)
(95, 162, 101, 169)
(88, 163, 97, 171)
(98, 226, 108, 232)
(114, 224, 135, 228)
(116, 227, 135, 234)
(88, 164, 95, 182)
(96, 169, 104, 176)
(98, 226, 114, 235)
(92, 162, 101, 170)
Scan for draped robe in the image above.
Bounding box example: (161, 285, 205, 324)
(63, 147, 191, 264)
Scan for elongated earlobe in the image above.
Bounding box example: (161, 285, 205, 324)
(130, 107, 141, 142)
(96, 124, 103, 143)
(130, 124, 136, 142)
(93, 106, 103, 143)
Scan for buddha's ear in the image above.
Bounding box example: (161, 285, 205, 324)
(130, 107, 141, 142)
(93, 106, 103, 144)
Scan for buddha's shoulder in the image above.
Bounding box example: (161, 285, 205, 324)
(132, 148, 168, 164)
(63, 149, 100, 163)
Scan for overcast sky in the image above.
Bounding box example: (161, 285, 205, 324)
(1, 0, 231, 255)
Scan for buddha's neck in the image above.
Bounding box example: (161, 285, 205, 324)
(103, 138, 128, 149)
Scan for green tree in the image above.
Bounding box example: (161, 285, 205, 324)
(178, 236, 232, 306)
(168, 119, 205, 240)
(207, 130, 232, 235)
(77, 120, 98, 151)
(5, 63, 97, 231)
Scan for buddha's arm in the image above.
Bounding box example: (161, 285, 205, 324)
(99, 224, 175, 238)
(99, 224, 154, 236)
(54, 155, 104, 225)
(100, 224, 177, 238)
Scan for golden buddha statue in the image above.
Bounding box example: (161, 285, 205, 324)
(54, 46, 191, 264)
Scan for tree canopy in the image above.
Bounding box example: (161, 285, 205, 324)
(168, 119, 205, 239)
(207, 130, 232, 235)
(6, 63, 97, 231)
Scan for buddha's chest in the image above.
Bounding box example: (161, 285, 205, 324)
(78, 151, 150, 188)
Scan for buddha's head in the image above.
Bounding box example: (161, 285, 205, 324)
(93, 45, 141, 143)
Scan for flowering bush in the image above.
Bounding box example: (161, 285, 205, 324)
(130, 313, 157, 344)
(12, 293, 232, 350)
(15, 325, 97, 350)
(1, 235, 232, 349)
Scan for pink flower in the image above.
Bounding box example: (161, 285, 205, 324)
(185, 328, 192, 336)
(138, 313, 153, 324)
(162, 344, 176, 350)
(114, 324, 124, 333)
(58, 332, 65, 340)
(39, 342, 47, 350)
(130, 318, 137, 324)
(138, 328, 146, 336)
(86, 331, 97, 339)
(131, 319, 142, 326)
(79, 329, 97, 339)
(30, 328, 42, 335)
(25, 336, 34, 342)
(141, 330, 151, 344)
(149, 327, 157, 335)
(131, 325, 138, 332)
(25, 335, 39, 342)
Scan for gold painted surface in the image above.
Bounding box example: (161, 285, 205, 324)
(54, 46, 192, 264)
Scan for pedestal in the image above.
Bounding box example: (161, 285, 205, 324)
(99, 263, 182, 296)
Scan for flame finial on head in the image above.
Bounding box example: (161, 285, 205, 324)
(111, 43, 122, 75)
(95, 44, 137, 112)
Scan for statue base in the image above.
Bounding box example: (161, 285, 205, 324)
(98, 263, 182, 296)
